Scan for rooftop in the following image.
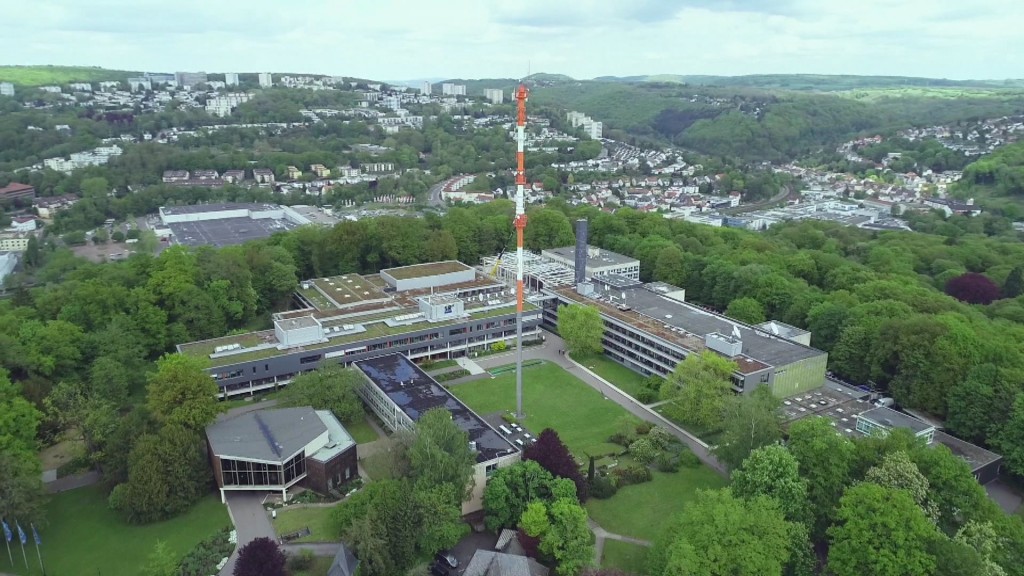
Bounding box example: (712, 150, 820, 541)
(382, 260, 472, 280)
(306, 274, 389, 309)
(558, 282, 823, 371)
(755, 320, 810, 340)
(543, 245, 639, 268)
(206, 407, 341, 462)
(160, 202, 280, 215)
(353, 354, 518, 463)
(858, 406, 934, 434)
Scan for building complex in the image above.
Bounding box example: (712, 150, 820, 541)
(177, 260, 544, 398)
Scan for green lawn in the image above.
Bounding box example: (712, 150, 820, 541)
(575, 354, 648, 398)
(290, 555, 335, 576)
(449, 361, 639, 457)
(1, 486, 230, 576)
(601, 540, 649, 575)
(0, 65, 137, 86)
(346, 414, 382, 444)
(273, 506, 337, 543)
(360, 451, 395, 481)
(587, 465, 726, 542)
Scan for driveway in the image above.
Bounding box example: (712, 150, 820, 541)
(221, 492, 276, 575)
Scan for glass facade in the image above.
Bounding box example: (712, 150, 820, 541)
(221, 452, 306, 488)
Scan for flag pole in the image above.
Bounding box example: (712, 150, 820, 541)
(31, 523, 45, 576)
(2, 518, 13, 567)
(4, 536, 11, 568)
(18, 535, 28, 570)
(15, 522, 28, 570)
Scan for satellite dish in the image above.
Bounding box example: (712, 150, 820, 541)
(770, 322, 780, 335)
(732, 325, 742, 340)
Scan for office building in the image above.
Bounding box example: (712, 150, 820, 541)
(442, 83, 467, 96)
(539, 247, 640, 281)
(205, 93, 252, 117)
(354, 353, 521, 513)
(0, 183, 36, 204)
(483, 88, 504, 104)
(420, 81, 432, 95)
(0, 82, 13, 97)
(0, 232, 31, 252)
(176, 260, 544, 399)
(258, 73, 273, 88)
(205, 406, 357, 502)
(224, 73, 240, 86)
(175, 71, 208, 88)
(0, 251, 17, 285)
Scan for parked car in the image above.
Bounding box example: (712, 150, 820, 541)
(435, 551, 459, 569)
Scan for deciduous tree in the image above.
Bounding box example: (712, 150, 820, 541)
(659, 350, 736, 430)
(725, 297, 766, 324)
(277, 365, 365, 425)
(730, 444, 808, 524)
(786, 417, 855, 538)
(712, 386, 783, 470)
(234, 537, 287, 576)
(146, 354, 222, 431)
(827, 483, 938, 576)
(558, 304, 604, 357)
(408, 408, 476, 501)
(524, 429, 588, 502)
(945, 272, 1001, 304)
(483, 460, 566, 532)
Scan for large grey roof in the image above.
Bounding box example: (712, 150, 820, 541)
(857, 406, 934, 434)
(463, 551, 531, 576)
(601, 282, 825, 368)
(206, 407, 326, 462)
(544, 245, 638, 268)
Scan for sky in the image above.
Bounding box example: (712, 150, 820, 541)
(4, 0, 1022, 81)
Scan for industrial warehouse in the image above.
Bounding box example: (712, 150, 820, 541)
(177, 260, 544, 397)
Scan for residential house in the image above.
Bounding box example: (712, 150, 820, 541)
(162, 170, 190, 183)
(0, 183, 36, 204)
(252, 169, 275, 184)
(222, 170, 246, 183)
(286, 166, 302, 180)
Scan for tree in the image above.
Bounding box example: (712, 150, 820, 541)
(659, 350, 737, 430)
(628, 437, 658, 465)
(408, 408, 476, 501)
(519, 500, 551, 539)
(827, 483, 938, 576)
(945, 272, 1001, 304)
(542, 498, 594, 576)
(142, 540, 179, 576)
(864, 450, 938, 522)
(725, 297, 766, 324)
(647, 489, 793, 576)
(994, 394, 1024, 477)
(483, 460, 565, 532)
(0, 446, 45, 523)
(413, 483, 467, 555)
(276, 365, 364, 424)
(1004, 266, 1024, 298)
(524, 208, 574, 251)
(712, 386, 783, 470)
(0, 370, 41, 452)
(146, 354, 222, 431)
(234, 537, 287, 576)
(524, 428, 588, 502)
(111, 230, 126, 243)
(558, 304, 604, 356)
(786, 416, 855, 538)
(730, 444, 809, 523)
(945, 364, 1017, 444)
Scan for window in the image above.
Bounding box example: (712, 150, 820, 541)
(485, 463, 499, 477)
(299, 354, 321, 364)
(759, 373, 770, 383)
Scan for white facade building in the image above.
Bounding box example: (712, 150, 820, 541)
(205, 93, 252, 117)
(224, 73, 239, 86)
(258, 73, 273, 88)
(0, 82, 13, 96)
(442, 83, 466, 96)
(420, 81, 432, 95)
(483, 88, 504, 104)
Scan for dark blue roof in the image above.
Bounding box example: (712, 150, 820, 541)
(355, 354, 518, 463)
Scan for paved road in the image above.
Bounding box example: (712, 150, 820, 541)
(468, 334, 728, 476)
(45, 470, 101, 493)
(281, 542, 341, 557)
(428, 179, 447, 206)
(220, 493, 276, 576)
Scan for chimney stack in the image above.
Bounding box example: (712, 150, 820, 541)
(574, 219, 588, 285)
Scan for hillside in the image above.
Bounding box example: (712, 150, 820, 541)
(526, 77, 1024, 161)
(593, 73, 1024, 91)
(0, 65, 140, 86)
(952, 141, 1024, 215)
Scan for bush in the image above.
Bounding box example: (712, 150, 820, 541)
(491, 341, 508, 352)
(635, 421, 655, 435)
(287, 548, 315, 572)
(611, 465, 652, 487)
(608, 432, 633, 447)
(178, 527, 235, 576)
(678, 448, 701, 468)
(589, 474, 618, 499)
(648, 426, 674, 450)
(628, 438, 658, 465)
(501, 413, 520, 425)
(634, 387, 657, 403)
(655, 452, 680, 473)
(434, 369, 471, 382)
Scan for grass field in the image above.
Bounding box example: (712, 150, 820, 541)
(587, 464, 726, 542)
(273, 506, 337, 543)
(601, 539, 649, 574)
(360, 450, 395, 480)
(346, 414, 382, 444)
(0, 486, 230, 576)
(449, 361, 638, 457)
(575, 354, 648, 398)
(0, 65, 137, 86)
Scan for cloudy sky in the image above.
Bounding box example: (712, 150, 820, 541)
(5, 0, 1022, 81)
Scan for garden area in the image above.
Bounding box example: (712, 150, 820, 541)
(573, 353, 650, 399)
(272, 506, 337, 544)
(601, 540, 649, 574)
(3, 485, 230, 576)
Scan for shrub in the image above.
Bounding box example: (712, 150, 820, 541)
(434, 369, 471, 382)
(287, 549, 315, 572)
(608, 432, 633, 447)
(589, 474, 618, 499)
(611, 465, 652, 487)
(178, 528, 235, 576)
(634, 387, 657, 403)
(491, 341, 508, 352)
(502, 413, 520, 425)
(678, 448, 701, 468)
(635, 421, 655, 435)
(655, 452, 680, 473)
(648, 426, 674, 450)
(628, 438, 658, 465)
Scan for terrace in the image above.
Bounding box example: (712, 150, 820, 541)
(382, 260, 471, 280)
(307, 274, 389, 309)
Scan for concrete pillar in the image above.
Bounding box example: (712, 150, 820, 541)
(220, 488, 225, 504)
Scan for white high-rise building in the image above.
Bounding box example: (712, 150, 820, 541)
(224, 73, 239, 86)
(420, 81, 432, 95)
(483, 88, 503, 104)
(258, 73, 273, 88)
(442, 83, 466, 96)
(0, 83, 13, 97)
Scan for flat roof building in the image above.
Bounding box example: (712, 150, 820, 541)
(353, 353, 520, 514)
(0, 183, 36, 204)
(158, 203, 310, 247)
(540, 245, 640, 281)
(205, 407, 357, 501)
(177, 262, 544, 398)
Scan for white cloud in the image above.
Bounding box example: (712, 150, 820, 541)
(1, 0, 1021, 80)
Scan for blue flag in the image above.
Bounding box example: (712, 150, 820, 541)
(1, 519, 10, 542)
(16, 522, 26, 545)
(31, 524, 40, 546)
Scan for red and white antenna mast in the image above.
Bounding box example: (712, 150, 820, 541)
(514, 82, 529, 419)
